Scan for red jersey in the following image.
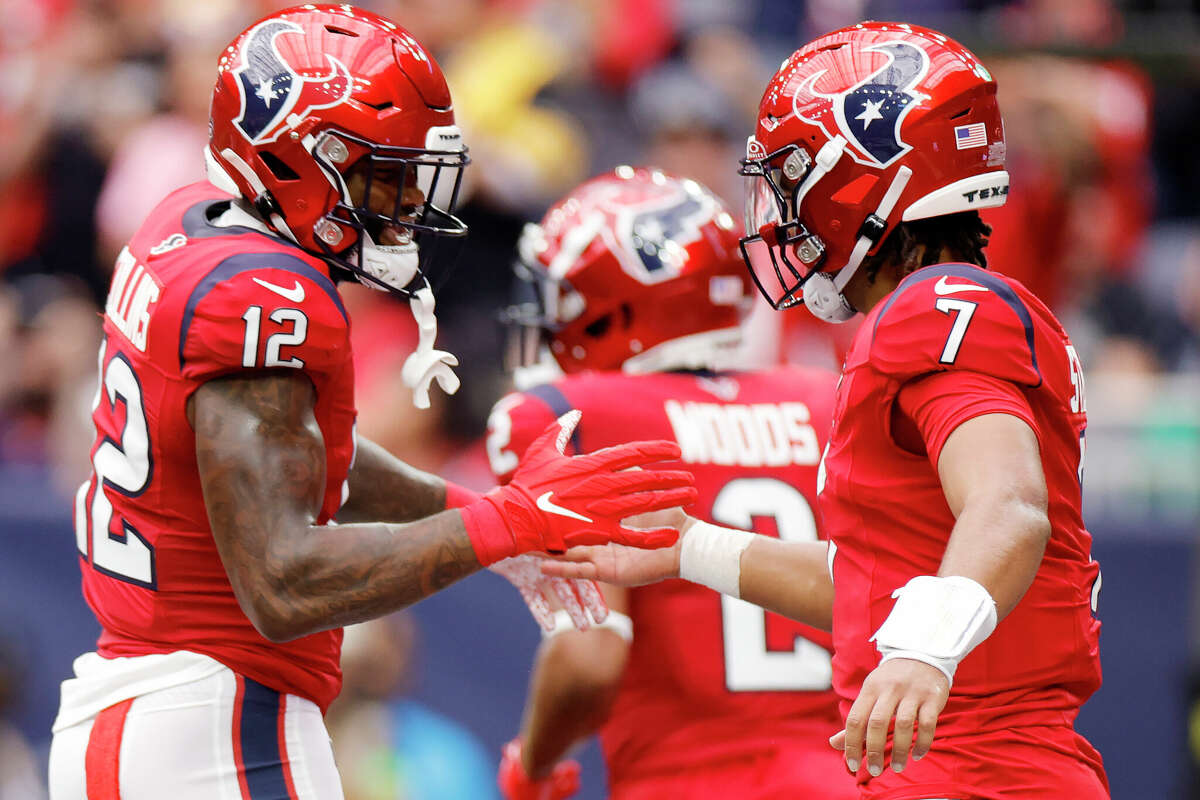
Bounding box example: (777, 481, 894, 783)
(488, 368, 849, 791)
(821, 264, 1103, 739)
(74, 182, 356, 711)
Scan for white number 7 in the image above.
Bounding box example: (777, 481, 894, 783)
(936, 297, 978, 364)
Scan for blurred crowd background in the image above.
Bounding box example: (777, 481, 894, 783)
(1, 0, 1198, 798)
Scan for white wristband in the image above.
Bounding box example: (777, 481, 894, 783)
(542, 609, 633, 642)
(871, 575, 998, 687)
(678, 521, 757, 599)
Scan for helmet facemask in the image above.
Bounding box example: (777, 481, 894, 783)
(309, 127, 469, 299)
(739, 142, 827, 311)
(739, 134, 912, 323)
(501, 247, 583, 386)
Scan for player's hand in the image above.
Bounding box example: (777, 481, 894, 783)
(498, 739, 580, 800)
(490, 554, 608, 632)
(489, 410, 696, 556)
(830, 657, 949, 776)
(537, 513, 693, 586)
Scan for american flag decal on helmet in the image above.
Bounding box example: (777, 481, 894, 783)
(954, 123, 988, 149)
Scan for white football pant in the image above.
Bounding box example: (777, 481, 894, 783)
(49, 659, 343, 799)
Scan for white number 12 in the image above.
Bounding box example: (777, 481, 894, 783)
(241, 306, 308, 368)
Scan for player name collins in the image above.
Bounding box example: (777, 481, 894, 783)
(105, 248, 162, 353)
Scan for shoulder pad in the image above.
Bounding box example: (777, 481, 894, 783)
(180, 252, 350, 381)
(868, 264, 1042, 387)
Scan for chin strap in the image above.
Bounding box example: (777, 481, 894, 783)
(401, 285, 461, 409)
(804, 165, 914, 323)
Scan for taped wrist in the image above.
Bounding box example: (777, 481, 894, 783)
(871, 575, 998, 686)
(459, 490, 517, 566)
(678, 521, 756, 598)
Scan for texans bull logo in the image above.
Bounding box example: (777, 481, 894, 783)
(233, 20, 353, 145)
(613, 188, 717, 284)
(794, 40, 930, 168)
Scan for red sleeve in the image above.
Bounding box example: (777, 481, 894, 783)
(485, 391, 560, 484)
(896, 370, 1040, 469)
(180, 263, 350, 384)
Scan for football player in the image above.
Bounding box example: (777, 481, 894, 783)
(47, 7, 695, 799)
(488, 167, 854, 800)
(542, 22, 1109, 799)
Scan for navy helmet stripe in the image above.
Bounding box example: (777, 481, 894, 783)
(237, 677, 292, 800)
(871, 263, 1041, 385)
(179, 252, 348, 368)
(526, 384, 583, 454)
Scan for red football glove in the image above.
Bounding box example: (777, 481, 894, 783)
(461, 410, 695, 566)
(498, 739, 580, 800)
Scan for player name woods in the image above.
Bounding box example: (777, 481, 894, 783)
(105, 248, 162, 353)
(664, 400, 821, 467)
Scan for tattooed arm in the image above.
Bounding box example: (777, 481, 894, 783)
(192, 371, 480, 642)
(337, 435, 448, 524)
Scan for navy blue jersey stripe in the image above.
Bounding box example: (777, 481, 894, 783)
(178, 252, 347, 368)
(238, 677, 291, 800)
(526, 384, 582, 453)
(871, 263, 1041, 385)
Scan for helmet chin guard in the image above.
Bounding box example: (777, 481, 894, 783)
(803, 272, 857, 323)
(354, 232, 420, 294)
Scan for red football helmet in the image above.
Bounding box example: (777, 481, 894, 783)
(740, 21, 1009, 322)
(207, 4, 468, 297)
(506, 167, 752, 377)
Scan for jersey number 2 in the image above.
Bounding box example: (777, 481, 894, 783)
(713, 478, 832, 691)
(75, 349, 156, 588)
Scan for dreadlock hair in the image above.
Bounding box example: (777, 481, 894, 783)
(863, 211, 992, 284)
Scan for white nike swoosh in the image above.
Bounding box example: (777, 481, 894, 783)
(536, 491, 592, 523)
(934, 275, 989, 295)
(252, 276, 305, 303)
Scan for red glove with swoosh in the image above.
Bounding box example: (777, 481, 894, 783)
(461, 410, 695, 566)
(497, 739, 580, 800)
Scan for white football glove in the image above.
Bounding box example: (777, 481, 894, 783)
(490, 554, 608, 633)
